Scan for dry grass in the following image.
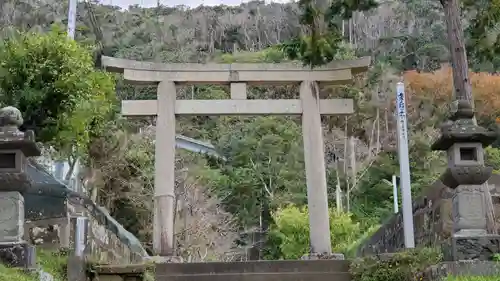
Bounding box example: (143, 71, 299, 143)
(404, 67, 500, 118)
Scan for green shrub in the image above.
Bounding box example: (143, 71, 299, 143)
(265, 205, 363, 259)
(350, 247, 442, 281)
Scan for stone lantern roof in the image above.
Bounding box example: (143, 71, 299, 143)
(431, 101, 497, 151)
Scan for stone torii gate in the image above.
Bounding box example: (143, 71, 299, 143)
(102, 56, 370, 257)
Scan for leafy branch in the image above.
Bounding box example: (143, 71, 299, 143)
(280, 0, 378, 67)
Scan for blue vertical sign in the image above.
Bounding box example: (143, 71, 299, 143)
(396, 81, 415, 248)
(396, 83, 408, 141)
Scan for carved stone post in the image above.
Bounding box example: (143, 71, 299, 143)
(0, 106, 40, 267)
(431, 101, 499, 260)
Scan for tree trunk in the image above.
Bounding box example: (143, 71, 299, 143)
(441, 0, 473, 106)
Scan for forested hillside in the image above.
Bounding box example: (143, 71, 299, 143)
(2, 0, 500, 260)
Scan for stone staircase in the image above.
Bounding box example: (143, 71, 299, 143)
(88, 264, 148, 281)
(155, 260, 352, 281)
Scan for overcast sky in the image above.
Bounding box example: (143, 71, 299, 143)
(99, 0, 290, 8)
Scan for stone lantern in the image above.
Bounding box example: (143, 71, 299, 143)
(0, 106, 40, 267)
(431, 100, 499, 260)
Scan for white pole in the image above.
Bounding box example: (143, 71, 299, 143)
(336, 184, 342, 213)
(67, 0, 89, 257)
(75, 217, 87, 257)
(67, 0, 77, 39)
(396, 81, 415, 248)
(335, 157, 342, 212)
(392, 174, 399, 213)
(54, 161, 65, 181)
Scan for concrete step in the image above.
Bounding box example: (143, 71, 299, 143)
(155, 260, 350, 275)
(155, 272, 352, 281)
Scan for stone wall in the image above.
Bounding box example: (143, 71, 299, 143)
(26, 212, 147, 265)
(85, 216, 144, 264)
(356, 174, 500, 256)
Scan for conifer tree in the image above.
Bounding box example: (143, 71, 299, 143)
(280, 0, 377, 67)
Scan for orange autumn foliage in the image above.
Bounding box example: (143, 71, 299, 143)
(403, 67, 500, 118)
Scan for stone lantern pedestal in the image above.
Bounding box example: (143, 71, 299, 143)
(0, 106, 40, 268)
(432, 101, 500, 260)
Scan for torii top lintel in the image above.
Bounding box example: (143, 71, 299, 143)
(101, 56, 371, 85)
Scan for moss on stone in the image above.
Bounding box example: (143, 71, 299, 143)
(445, 276, 499, 281)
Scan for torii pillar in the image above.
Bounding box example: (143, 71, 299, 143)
(101, 56, 371, 258)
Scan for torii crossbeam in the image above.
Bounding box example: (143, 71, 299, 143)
(102, 56, 371, 257)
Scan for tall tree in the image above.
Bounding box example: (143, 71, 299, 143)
(280, 0, 377, 67)
(0, 26, 116, 160)
(441, 0, 472, 105)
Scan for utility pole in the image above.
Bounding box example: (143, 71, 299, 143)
(66, 0, 89, 259)
(67, 0, 77, 39)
